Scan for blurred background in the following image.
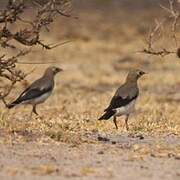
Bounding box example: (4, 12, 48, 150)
(1, 0, 180, 137)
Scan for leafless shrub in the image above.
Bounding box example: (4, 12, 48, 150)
(0, 0, 74, 106)
(141, 0, 180, 58)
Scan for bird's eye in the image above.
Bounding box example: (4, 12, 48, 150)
(139, 71, 145, 76)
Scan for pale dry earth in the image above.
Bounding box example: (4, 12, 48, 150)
(0, 133, 180, 180)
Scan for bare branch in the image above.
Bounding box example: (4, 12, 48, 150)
(0, 0, 73, 103)
(142, 0, 180, 58)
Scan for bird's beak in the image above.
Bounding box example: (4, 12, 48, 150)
(57, 68, 63, 73)
(141, 71, 147, 75)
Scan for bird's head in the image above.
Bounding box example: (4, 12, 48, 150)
(126, 69, 146, 82)
(44, 66, 63, 77)
(51, 66, 63, 75)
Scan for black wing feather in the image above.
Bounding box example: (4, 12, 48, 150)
(7, 86, 52, 108)
(7, 71, 54, 109)
(98, 110, 116, 120)
(104, 94, 138, 112)
(99, 81, 139, 120)
(17, 87, 52, 102)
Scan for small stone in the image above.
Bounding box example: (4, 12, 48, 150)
(97, 136, 110, 142)
(137, 135, 144, 140)
(97, 151, 104, 155)
(111, 141, 117, 144)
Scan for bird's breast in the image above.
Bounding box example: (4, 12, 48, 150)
(115, 99, 137, 116)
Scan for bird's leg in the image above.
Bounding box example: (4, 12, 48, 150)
(124, 115, 129, 131)
(113, 116, 118, 130)
(32, 105, 38, 115)
(28, 105, 38, 120)
(28, 106, 34, 121)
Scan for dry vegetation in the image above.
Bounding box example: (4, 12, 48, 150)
(0, 0, 180, 179)
(0, 0, 73, 106)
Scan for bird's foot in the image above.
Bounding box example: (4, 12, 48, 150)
(35, 114, 43, 120)
(33, 109, 39, 116)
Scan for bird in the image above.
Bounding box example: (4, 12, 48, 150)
(7, 66, 62, 117)
(98, 69, 146, 131)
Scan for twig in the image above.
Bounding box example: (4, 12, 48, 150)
(142, 0, 180, 57)
(0, 0, 73, 102)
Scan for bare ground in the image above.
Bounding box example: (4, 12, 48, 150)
(0, 133, 180, 180)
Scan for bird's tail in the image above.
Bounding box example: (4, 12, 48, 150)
(98, 110, 116, 120)
(7, 103, 16, 109)
(7, 99, 21, 109)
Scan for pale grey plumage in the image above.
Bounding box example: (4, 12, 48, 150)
(98, 69, 146, 130)
(7, 66, 62, 116)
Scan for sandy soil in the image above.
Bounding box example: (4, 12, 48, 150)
(0, 133, 180, 180)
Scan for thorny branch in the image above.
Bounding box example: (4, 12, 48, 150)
(0, 0, 73, 105)
(142, 0, 180, 58)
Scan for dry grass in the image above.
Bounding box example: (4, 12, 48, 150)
(0, 2, 180, 147)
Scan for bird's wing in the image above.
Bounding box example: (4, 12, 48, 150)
(17, 86, 52, 102)
(15, 77, 53, 103)
(104, 83, 138, 111)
